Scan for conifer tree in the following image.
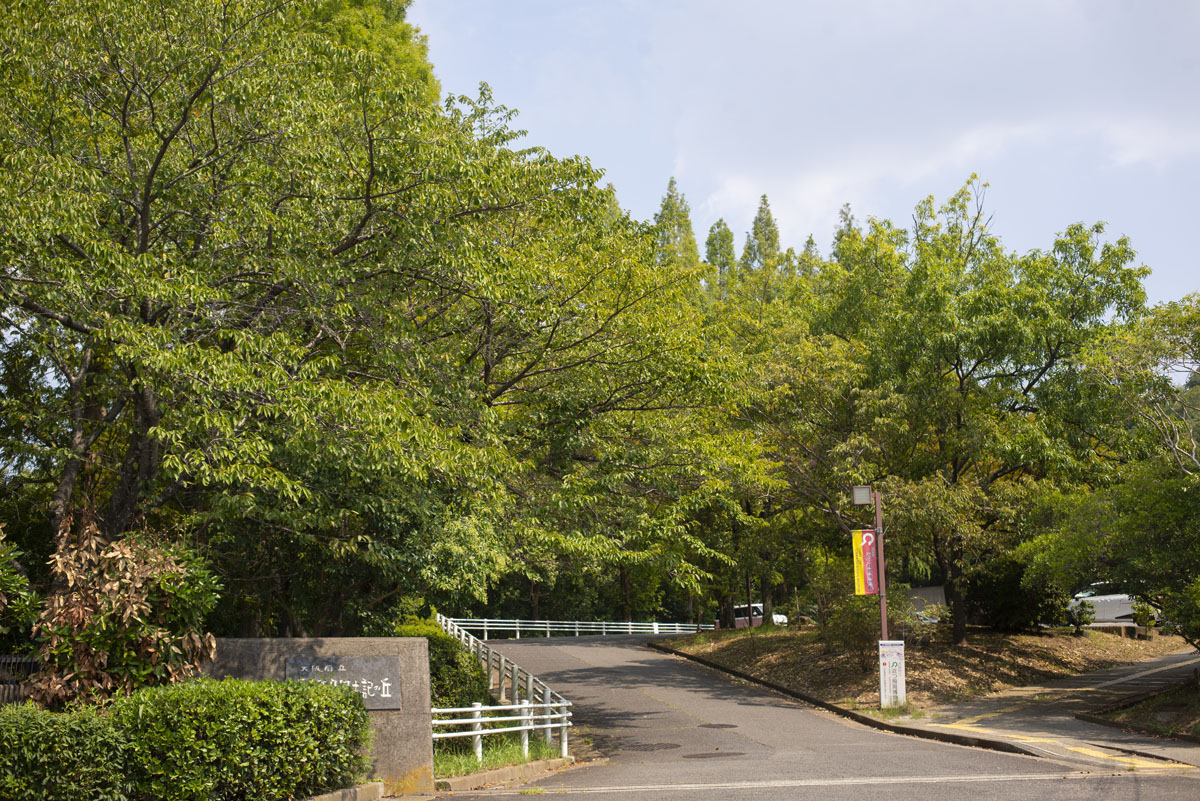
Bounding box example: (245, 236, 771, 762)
(739, 195, 781, 273)
(653, 177, 699, 270)
(705, 219, 737, 298)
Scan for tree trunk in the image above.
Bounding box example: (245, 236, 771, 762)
(745, 571, 754, 627)
(620, 567, 633, 622)
(718, 592, 735, 629)
(934, 533, 968, 645)
(529, 578, 540, 620)
(761, 577, 774, 624)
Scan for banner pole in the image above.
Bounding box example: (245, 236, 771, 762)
(874, 490, 888, 641)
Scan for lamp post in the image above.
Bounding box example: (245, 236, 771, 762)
(852, 485, 887, 640)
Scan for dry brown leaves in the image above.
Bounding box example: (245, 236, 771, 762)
(667, 625, 1189, 710)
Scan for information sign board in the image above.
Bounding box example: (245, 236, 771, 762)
(879, 640, 906, 707)
(285, 656, 401, 710)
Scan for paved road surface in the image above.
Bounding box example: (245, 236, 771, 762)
(435, 635, 1200, 801)
(914, 649, 1200, 768)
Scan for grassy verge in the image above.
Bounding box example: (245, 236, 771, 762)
(663, 625, 1188, 713)
(434, 733, 561, 778)
(1101, 681, 1200, 739)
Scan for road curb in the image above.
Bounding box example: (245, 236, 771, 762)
(1075, 676, 1200, 746)
(434, 756, 575, 792)
(647, 641, 1043, 759)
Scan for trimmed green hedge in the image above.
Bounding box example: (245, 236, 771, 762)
(394, 620, 490, 709)
(0, 703, 128, 801)
(0, 679, 370, 801)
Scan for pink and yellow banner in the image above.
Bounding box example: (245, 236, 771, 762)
(853, 529, 879, 596)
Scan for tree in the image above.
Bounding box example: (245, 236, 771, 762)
(653, 178, 699, 271)
(739, 195, 781, 274)
(842, 180, 1147, 643)
(0, 0, 719, 635)
(705, 219, 736, 298)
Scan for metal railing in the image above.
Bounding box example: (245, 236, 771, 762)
(435, 614, 573, 764)
(445, 617, 713, 640)
(431, 699, 572, 761)
(0, 656, 39, 706)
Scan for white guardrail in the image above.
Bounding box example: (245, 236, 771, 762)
(445, 617, 714, 640)
(434, 614, 573, 762)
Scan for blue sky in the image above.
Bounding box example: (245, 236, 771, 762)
(408, 1, 1199, 305)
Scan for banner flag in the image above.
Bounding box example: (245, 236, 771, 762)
(852, 529, 879, 595)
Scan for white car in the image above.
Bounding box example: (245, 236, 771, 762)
(1071, 584, 1137, 623)
(730, 603, 788, 628)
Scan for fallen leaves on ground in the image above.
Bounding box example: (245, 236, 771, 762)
(664, 625, 1189, 711)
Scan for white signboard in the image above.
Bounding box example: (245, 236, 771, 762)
(879, 640, 906, 708)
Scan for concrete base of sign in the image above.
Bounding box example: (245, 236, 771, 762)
(207, 638, 434, 796)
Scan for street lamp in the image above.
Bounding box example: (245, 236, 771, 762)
(851, 485, 887, 640)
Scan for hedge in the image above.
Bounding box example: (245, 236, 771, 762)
(0, 703, 128, 801)
(0, 679, 370, 801)
(394, 620, 490, 709)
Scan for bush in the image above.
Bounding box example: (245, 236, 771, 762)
(1065, 600, 1095, 635)
(966, 556, 1068, 632)
(0, 702, 128, 801)
(392, 620, 490, 709)
(108, 678, 370, 801)
(0, 526, 40, 652)
(31, 525, 221, 707)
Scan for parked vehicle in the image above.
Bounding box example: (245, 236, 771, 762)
(1070, 583, 1138, 623)
(722, 603, 788, 628)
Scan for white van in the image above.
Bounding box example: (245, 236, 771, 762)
(729, 603, 788, 628)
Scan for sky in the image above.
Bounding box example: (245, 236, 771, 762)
(408, 0, 1200, 305)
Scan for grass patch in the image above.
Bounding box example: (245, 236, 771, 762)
(1102, 681, 1200, 739)
(665, 624, 1188, 713)
(434, 733, 561, 778)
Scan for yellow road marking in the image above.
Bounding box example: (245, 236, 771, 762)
(1063, 746, 1179, 770)
(930, 721, 1187, 770)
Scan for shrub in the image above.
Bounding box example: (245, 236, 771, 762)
(107, 678, 370, 801)
(392, 620, 490, 709)
(30, 524, 221, 707)
(1065, 600, 1095, 635)
(966, 555, 1068, 632)
(0, 702, 128, 801)
(0, 526, 40, 652)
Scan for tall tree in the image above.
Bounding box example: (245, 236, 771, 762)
(0, 0, 719, 634)
(652, 177, 699, 271)
(705, 219, 736, 298)
(739, 195, 781, 273)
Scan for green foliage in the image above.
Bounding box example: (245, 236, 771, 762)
(30, 526, 219, 707)
(0, 527, 39, 651)
(1065, 600, 1095, 635)
(705, 218, 738, 299)
(391, 620, 490, 709)
(965, 555, 1068, 632)
(653, 178, 700, 271)
(826, 595, 880, 671)
(108, 678, 370, 801)
(0, 703, 128, 801)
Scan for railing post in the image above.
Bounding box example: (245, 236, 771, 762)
(601, 621, 607, 635)
(483, 619, 489, 640)
(542, 687, 553, 745)
(575, 621, 579, 636)
(471, 702, 483, 764)
(526, 672, 534, 703)
(520, 700, 530, 758)
(498, 654, 507, 701)
(560, 707, 569, 759)
(509, 660, 518, 703)
(546, 619, 551, 638)
(515, 619, 520, 639)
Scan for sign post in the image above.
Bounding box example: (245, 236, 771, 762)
(879, 640, 906, 707)
(853, 485, 904, 708)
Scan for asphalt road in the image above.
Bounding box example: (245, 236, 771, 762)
(436, 635, 1200, 801)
